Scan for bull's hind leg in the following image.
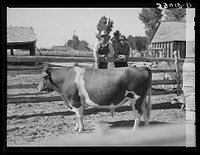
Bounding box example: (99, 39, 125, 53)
(130, 100, 141, 131)
(141, 89, 151, 126)
(141, 99, 150, 126)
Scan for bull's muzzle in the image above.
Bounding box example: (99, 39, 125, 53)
(37, 83, 54, 92)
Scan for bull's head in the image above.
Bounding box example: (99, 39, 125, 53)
(37, 62, 55, 92)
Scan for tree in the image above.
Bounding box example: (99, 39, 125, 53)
(111, 30, 121, 50)
(127, 35, 136, 50)
(72, 35, 79, 50)
(134, 36, 149, 52)
(96, 16, 114, 40)
(78, 40, 90, 51)
(67, 39, 74, 49)
(127, 35, 148, 52)
(164, 8, 186, 21)
(66, 35, 91, 51)
(138, 8, 163, 42)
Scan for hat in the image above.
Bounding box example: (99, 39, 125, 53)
(100, 30, 107, 37)
(119, 35, 126, 41)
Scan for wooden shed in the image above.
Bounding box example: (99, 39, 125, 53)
(149, 21, 186, 59)
(7, 26, 37, 56)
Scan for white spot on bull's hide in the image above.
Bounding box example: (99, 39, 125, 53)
(74, 67, 98, 107)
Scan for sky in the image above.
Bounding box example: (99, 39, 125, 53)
(7, 8, 146, 48)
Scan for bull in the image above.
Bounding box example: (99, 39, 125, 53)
(37, 63, 152, 133)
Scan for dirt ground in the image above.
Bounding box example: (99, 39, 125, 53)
(7, 94, 186, 146)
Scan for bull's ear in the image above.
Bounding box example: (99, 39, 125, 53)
(43, 62, 49, 72)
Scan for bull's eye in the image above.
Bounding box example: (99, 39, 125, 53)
(43, 75, 49, 80)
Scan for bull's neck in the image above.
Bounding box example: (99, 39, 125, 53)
(50, 70, 64, 93)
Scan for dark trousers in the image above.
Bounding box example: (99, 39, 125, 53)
(114, 61, 128, 68)
(98, 62, 108, 69)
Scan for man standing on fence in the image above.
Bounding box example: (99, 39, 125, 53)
(93, 31, 114, 69)
(114, 35, 130, 68)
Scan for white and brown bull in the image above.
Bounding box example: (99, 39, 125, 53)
(37, 63, 152, 133)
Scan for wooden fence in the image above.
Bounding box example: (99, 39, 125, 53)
(7, 54, 187, 104)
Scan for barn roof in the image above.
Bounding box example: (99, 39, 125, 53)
(7, 26, 37, 44)
(151, 21, 186, 43)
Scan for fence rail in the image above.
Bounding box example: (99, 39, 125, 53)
(7, 68, 183, 76)
(7, 55, 192, 63)
(7, 89, 179, 104)
(7, 54, 186, 104)
(7, 79, 180, 90)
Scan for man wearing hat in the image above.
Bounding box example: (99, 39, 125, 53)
(114, 35, 130, 68)
(93, 30, 114, 69)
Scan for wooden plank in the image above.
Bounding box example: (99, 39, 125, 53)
(150, 89, 178, 95)
(7, 92, 48, 97)
(7, 68, 182, 75)
(7, 95, 62, 104)
(7, 79, 181, 91)
(148, 47, 170, 50)
(7, 65, 44, 70)
(170, 42, 173, 58)
(151, 69, 183, 73)
(42, 54, 93, 57)
(7, 89, 178, 104)
(167, 42, 170, 58)
(7, 85, 179, 98)
(7, 63, 91, 71)
(7, 83, 38, 89)
(173, 51, 181, 96)
(151, 80, 178, 85)
(177, 42, 180, 58)
(7, 55, 186, 63)
(127, 57, 185, 63)
(7, 56, 95, 63)
(7, 70, 42, 75)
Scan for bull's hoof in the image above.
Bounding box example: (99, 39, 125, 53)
(75, 128, 84, 134)
(180, 104, 186, 111)
(75, 123, 79, 131)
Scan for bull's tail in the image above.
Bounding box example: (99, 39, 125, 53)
(146, 68, 152, 120)
(146, 86, 152, 119)
(142, 67, 152, 126)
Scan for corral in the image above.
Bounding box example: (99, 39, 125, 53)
(7, 52, 191, 146)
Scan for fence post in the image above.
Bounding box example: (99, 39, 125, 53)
(173, 50, 181, 96)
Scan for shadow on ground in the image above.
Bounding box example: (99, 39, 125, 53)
(7, 102, 182, 120)
(108, 120, 171, 129)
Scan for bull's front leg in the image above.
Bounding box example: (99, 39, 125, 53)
(60, 94, 84, 133)
(72, 105, 84, 133)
